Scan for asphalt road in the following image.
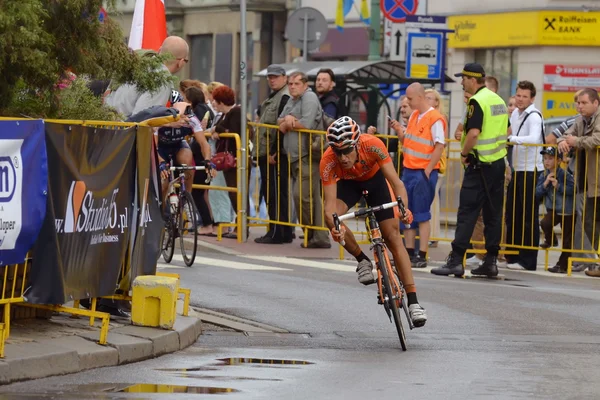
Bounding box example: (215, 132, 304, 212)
(1, 249, 600, 399)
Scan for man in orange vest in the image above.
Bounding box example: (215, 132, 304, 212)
(390, 83, 446, 268)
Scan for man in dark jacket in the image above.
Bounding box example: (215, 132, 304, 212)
(315, 68, 339, 121)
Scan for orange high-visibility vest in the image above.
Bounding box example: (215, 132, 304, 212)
(403, 109, 446, 170)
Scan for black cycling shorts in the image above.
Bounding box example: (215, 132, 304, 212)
(337, 169, 397, 222)
(158, 140, 190, 163)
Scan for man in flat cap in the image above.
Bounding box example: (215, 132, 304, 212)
(254, 64, 294, 244)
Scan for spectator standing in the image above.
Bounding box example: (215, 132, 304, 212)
(278, 71, 331, 249)
(207, 85, 249, 239)
(424, 88, 448, 248)
(558, 88, 600, 277)
(254, 64, 293, 244)
(315, 68, 339, 121)
(505, 81, 544, 271)
(432, 63, 508, 278)
(545, 90, 594, 270)
(185, 86, 217, 236)
(105, 36, 189, 118)
(391, 83, 446, 268)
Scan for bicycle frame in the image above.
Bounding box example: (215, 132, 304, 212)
(333, 195, 414, 331)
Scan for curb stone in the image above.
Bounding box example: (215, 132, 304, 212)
(0, 310, 203, 384)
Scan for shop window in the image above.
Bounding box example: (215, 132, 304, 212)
(190, 35, 213, 84)
(474, 48, 518, 102)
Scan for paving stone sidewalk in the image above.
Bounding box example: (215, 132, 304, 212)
(0, 301, 202, 384)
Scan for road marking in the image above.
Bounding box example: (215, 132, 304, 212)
(170, 254, 292, 271)
(241, 255, 356, 272)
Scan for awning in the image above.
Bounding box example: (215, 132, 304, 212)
(254, 60, 455, 85)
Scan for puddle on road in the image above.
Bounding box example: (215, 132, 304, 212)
(119, 384, 239, 394)
(157, 358, 315, 374)
(218, 358, 314, 366)
(157, 366, 220, 372)
(173, 374, 283, 382)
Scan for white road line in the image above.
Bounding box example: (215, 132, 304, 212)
(170, 254, 292, 271)
(241, 255, 356, 272)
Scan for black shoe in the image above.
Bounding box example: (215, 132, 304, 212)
(412, 256, 427, 269)
(431, 252, 464, 276)
(548, 264, 567, 274)
(254, 235, 283, 244)
(471, 254, 499, 277)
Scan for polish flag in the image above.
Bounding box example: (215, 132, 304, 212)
(128, 0, 167, 51)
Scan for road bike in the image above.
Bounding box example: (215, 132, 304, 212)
(161, 163, 211, 267)
(333, 191, 414, 351)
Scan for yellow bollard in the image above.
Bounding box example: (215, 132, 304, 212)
(131, 276, 179, 329)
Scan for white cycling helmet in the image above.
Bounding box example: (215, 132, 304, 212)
(326, 116, 361, 149)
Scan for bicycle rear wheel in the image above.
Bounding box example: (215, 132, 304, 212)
(375, 246, 407, 351)
(179, 191, 198, 267)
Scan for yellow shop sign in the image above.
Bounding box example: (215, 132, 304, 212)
(539, 11, 600, 46)
(542, 92, 578, 119)
(448, 11, 600, 48)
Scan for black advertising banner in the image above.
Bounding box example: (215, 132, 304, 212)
(124, 126, 163, 291)
(26, 123, 136, 304)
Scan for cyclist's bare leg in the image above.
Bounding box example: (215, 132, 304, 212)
(379, 218, 415, 295)
(324, 199, 375, 284)
(175, 148, 195, 194)
(380, 217, 427, 326)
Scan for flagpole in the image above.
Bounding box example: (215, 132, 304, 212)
(240, 0, 249, 242)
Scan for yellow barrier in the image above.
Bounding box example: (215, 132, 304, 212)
(243, 123, 600, 274)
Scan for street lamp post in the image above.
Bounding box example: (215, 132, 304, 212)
(240, 0, 248, 242)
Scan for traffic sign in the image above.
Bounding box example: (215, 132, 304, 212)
(405, 14, 447, 31)
(406, 32, 443, 80)
(390, 23, 407, 61)
(381, 0, 419, 23)
(285, 7, 328, 52)
(543, 64, 600, 92)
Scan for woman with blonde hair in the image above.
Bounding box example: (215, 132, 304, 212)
(424, 88, 448, 247)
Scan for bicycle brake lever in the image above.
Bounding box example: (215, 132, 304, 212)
(396, 197, 411, 229)
(332, 213, 345, 246)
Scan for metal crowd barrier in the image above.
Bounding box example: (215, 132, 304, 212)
(241, 123, 599, 275)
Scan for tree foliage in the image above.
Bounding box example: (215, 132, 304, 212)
(0, 0, 173, 119)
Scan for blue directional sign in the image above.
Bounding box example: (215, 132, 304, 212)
(406, 31, 443, 80)
(381, 0, 418, 23)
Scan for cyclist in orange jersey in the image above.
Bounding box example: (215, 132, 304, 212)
(320, 116, 427, 327)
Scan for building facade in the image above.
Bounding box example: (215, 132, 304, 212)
(434, 0, 600, 130)
(109, 0, 293, 110)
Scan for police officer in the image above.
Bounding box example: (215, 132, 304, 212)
(431, 63, 508, 278)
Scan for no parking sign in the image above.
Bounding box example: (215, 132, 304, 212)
(380, 0, 419, 23)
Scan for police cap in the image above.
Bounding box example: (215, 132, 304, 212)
(454, 63, 486, 78)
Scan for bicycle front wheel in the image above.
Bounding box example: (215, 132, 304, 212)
(179, 191, 198, 267)
(375, 246, 407, 351)
(161, 224, 175, 263)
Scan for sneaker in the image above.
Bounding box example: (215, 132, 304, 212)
(356, 259, 376, 285)
(572, 263, 589, 272)
(431, 251, 464, 277)
(408, 304, 427, 327)
(471, 254, 499, 277)
(466, 255, 482, 266)
(506, 262, 526, 271)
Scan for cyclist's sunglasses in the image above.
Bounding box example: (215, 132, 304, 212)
(332, 146, 355, 156)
